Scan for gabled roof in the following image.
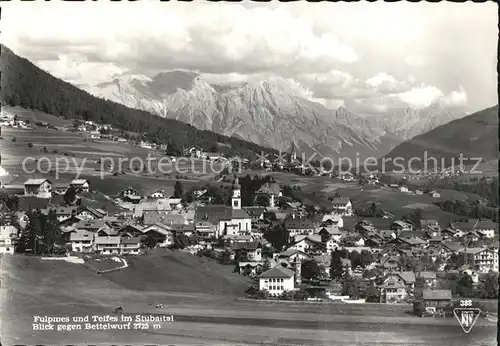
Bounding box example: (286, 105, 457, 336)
(24, 178, 51, 186)
(195, 205, 250, 223)
(475, 219, 497, 230)
(422, 289, 452, 300)
(450, 219, 479, 231)
(331, 197, 351, 205)
(69, 229, 94, 241)
(259, 265, 295, 279)
(278, 249, 310, 259)
(417, 271, 437, 280)
(70, 179, 88, 185)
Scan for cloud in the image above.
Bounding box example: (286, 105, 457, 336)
(405, 55, 426, 67)
(2, 2, 358, 79)
(37, 53, 128, 86)
(1, 1, 494, 114)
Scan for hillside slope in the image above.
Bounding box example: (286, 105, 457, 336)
(382, 105, 499, 168)
(0, 45, 277, 159)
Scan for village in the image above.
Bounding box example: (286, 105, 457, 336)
(0, 162, 498, 319)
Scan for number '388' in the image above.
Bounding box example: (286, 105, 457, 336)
(460, 300, 472, 307)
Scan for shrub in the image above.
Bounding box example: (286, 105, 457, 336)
(27, 142, 33, 148)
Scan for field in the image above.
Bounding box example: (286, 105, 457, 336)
(1, 253, 496, 346)
(0, 107, 229, 195)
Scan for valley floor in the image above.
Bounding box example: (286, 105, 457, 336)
(1, 255, 496, 346)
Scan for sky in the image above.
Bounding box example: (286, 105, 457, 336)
(1, 1, 498, 115)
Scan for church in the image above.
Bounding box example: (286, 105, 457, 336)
(194, 178, 252, 237)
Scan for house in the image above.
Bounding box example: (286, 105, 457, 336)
(399, 186, 409, 193)
(421, 289, 452, 308)
(170, 224, 195, 238)
(284, 216, 321, 240)
(94, 235, 121, 254)
(89, 131, 100, 139)
(120, 187, 140, 199)
(288, 236, 326, 255)
(75, 219, 113, 234)
(232, 242, 262, 261)
(255, 177, 282, 208)
(194, 221, 218, 239)
(142, 223, 174, 247)
(415, 190, 423, 195)
(24, 179, 52, 198)
(242, 207, 266, 223)
(185, 146, 203, 158)
(120, 236, 142, 255)
(321, 213, 344, 228)
(391, 220, 414, 234)
(449, 219, 479, 233)
(69, 229, 94, 252)
(378, 273, 413, 303)
(420, 219, 441, 235)
(133, 199, 172, 219)
(42, 206, 78, 222)
(462, 247, 498, 273)
(75, 207, 106, 220)
(429, 191, 441, 198)
(331, 197, 353, 216)
(318, 226, 344, 243)
(475, 219, 497, 238)
(0, 225, 18, 254)
(416, 272, 438, 290)
(53, 183, 69, 195)
(70, 179, 90, 193)
(143, 210, 187, 226)
(140, 141, 153, 149)
(150, 190, 167, 199)
(259, 265, 296, 296)
(117, 223, 144, 237)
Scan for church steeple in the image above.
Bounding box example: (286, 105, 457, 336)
(231, 177, 241, 209)
(290, 141, 297, 163)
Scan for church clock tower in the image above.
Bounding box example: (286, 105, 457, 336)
(231, 178, 241, 210)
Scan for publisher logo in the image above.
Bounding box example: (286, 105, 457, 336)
(453, 302, 481, 334)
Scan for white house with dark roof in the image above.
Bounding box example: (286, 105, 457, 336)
(331, 197, 352, 216)
(24, 178, 52, 198)
(69, 229, 94, 252)
(70, 179, 90, 192)
(142, 223, 174, 247)
(462, 247, 498, 273)
(94, 235, 121, 254)
(475, 219, 497, 238)
(259, 265, 296, 296)
(120, 236, 142, 255)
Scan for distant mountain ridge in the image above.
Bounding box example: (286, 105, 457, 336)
(85, 71, 468, 159)
(382, 105, 498, 168)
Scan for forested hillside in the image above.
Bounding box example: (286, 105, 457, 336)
(0, 45, 278, 159)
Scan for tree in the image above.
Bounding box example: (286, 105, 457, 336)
(143, 234, 159, 249)
(364, 285, 380, 302)
(343, 278, 359, 298)
(174, 181, 184, 199)
(360, 250, 374, 268)
(255, 194, 270, 207)
(16, 211, 42, 254)
(455, 273, 474, 298)
(369, 203, 377, 217)
(407, 208, 423, 229)
(64, 186, 77, 205)
(476, 273, 499, 299)
(262, 257, 271, 272)
(210, 144, 218, 153)
(330, 249, 345, 279)
(301, 259, 322, 280)
(349, 250, 362, 268)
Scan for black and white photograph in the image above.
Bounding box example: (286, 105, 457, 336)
(0, 1, 498, 345)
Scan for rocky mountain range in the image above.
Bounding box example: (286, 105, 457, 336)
(84, 70, 467, 159)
